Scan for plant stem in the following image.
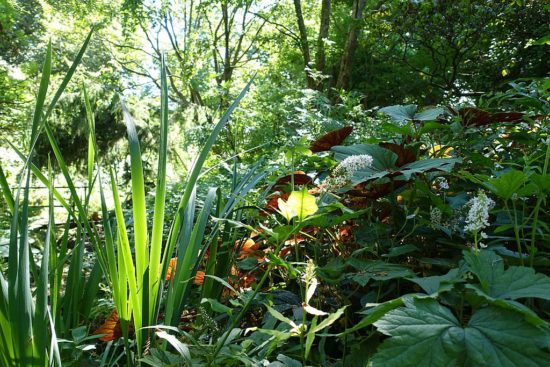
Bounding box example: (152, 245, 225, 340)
(504, 201, 524, 265)
(208, 235, 289, 366)
(530, 137, 550, 267)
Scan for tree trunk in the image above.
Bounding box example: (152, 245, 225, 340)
(293, 0, 315, 89)
(315, 0, 331, 90)
(336, 0, 367, 90)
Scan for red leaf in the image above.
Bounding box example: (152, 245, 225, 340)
(379, 142, 416, 167)
(274, 173, 313, 189)
(310, 126, 353, 153)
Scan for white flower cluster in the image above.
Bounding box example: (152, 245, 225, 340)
(435, 177, 449, 190)
(324, 154, 373, 190)
(430, 207, 442, 228)
(464, 191, 495, 234)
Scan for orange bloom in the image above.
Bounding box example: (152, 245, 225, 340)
(94, 309, 122, 342)
(194, 271, 205, 285)
(236, 238, 260, 259)
(165, 258, 177, 281)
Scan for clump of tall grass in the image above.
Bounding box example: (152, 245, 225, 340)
(0, 30, 262, 366)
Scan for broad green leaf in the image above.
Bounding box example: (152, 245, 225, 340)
(333, 144, 459, 185)
(483, 170, 529, 200)
(341, 297, 405, 335)
(408, 267, 465, 295)
(332, 144, 397, 170)
(379, 104, 418, 124)
(464, 285, 547, 327)
(373, 298, 550, 367)
(201, 298, 232, 315)
(275, 354, 302, 367)
(464, 250, 550, 300)
(397, 158, 460, 181)
(278, 187, 318, 222)
(379, 105, 444, 124)
(141, 348, 185, 366)
(414, 107, 445, 121)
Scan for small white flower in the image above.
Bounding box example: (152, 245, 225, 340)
(334, 155, 373, 177)
(324, 154, 373, 190)
(435, 177, 449, 190)
(464, 191, 495, 234)
(430, 207, 442, 228)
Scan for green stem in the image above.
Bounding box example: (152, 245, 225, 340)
(208, 232, 292, 366)
(530, 137, 550, 267)
(504, 201, 524, 265)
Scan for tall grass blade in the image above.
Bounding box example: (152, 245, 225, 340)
(33, 159, 54, 360)
(109, 167, 143, 355)
(162, 76, 255, 280)
(0, 165, 14, 214)
(83, 85, 95, 189)
(120, 101, 149, 323)
(149, 54, 170, 324)
(165, 188, 218, 326)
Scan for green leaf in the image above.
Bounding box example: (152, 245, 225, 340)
(372, 298, 550, 367)
(378, 105, 444, 124)
(464, 250, 550, 300)
(332, 144, 397, 170)
(532, 34, 550, 46)
(414, 107, 445, 121)
(305, 316, 317, 359)
(278, 187, 318, 222)
(408, 268, 465, 295)
(267, 306, 296, 328)
(383, 244, 419, 258)
(311, 306, 346, 333)
(155, 330, 191, 362)
(347, 259, 414, 286)
(397, 158, 460, 181)
(342, 297, 405, 335)
(379, 104, 418, 124)
(464, 285, 548, 327)
(201, 298, 232, 315)
(275, 354, 302, 367)
(483, 170, 529, 200)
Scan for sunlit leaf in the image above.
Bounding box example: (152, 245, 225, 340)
(373, 298, 550, 367)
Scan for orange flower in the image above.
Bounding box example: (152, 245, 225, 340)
(165, 258, 177, 281)
(236, 238, 260, 259)
(94, 309, 122, 342)
(194, 271, 205, 285)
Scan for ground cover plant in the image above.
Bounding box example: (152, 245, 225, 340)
(1, 1, 549, 366)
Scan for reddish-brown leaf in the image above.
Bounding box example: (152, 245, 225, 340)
(310, 126, 353, 153)
(458, 108, 540, 126)
(459, 108, 492, 126)
(274, 174, 313, 189)
(379, 142, 417, 167)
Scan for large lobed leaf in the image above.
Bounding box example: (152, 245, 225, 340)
(463, 250, 550, 300)
(372, 298, 550, 367)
